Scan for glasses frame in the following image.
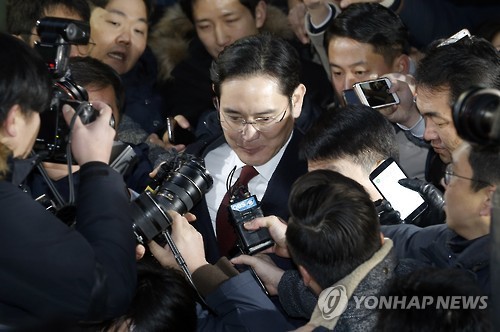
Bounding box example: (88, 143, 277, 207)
(443, 163, 490, 186)
(215, 98, 291, 132)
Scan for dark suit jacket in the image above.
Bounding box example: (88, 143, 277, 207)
(185, 130, 307, 264)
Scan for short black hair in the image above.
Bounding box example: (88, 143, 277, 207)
(286, 169, 381, 289)
(68, 56, 125, 113)
(326, 3, 410, 65)
(179, 0, 262, 23)
(415, 35, 500, 106)
(0, 32, 51, 124)
(210, 33, 301, 99)
(301, 104, 398, 174)
(7, 0, 91, 41)
(98, 262, 197, 332)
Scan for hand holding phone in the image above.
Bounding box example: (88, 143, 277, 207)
(369, 158, 427, 222)
(352, 77, 400, 109)
(166, 117, 196, 145)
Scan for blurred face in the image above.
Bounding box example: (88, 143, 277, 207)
(417, 86, 462, 164)
(443, 144, 488, 237)
(491, 31, 500, 51)
(89, 0, 148, 74)
(29, 5, 88, 57)
(192, 0, 265, 58)
(218, 75, 304, 166)
(328, 37, 394, 99)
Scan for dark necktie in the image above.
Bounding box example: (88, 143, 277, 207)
(216, 165, 259, 257)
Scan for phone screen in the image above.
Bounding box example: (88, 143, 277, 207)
(370, 158, 427, 221)
(354, 78, 399, 109)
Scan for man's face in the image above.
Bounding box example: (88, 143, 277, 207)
(417, 86, 462, 164)
(328, 37, 394, 99)
(29, 5, 87, 57)
(218, 75, 302, 166)
(89, 0, 148, 74)
(86, 84, 120, 126)
(192, 0, 265, 59)
(443, 144, 485, 235)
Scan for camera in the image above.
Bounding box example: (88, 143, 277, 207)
(130, 154, 213, 245)
(453, 87, 500, 146)
(31, 17, 103, 164)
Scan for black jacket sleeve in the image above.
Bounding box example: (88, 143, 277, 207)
(0, 162, 136, 327)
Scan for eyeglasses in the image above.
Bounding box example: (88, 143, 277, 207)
(215, 99, 290, 132)
(443, 163, 490, 186)
(437, 28, 471, 47)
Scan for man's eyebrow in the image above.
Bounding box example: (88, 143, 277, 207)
(420, 110, 447, 119)
(330, 61, 367, 68)
(107, 9, 148, 24)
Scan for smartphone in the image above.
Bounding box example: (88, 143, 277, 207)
(369, 158, 427, 222)
(352, 77, 400, 109)
(342, 88, 362, 105)
(166, 117, 196, 145)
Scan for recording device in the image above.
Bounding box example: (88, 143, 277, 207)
(130, 153, 213, 245)
(369, 158, 428, 222)
(352, 77, 400, 109)
(229, 194, 274, 255)
(453, 87, 500, 147)
(32, 17, 106, 164)
(166, 117, 197, 145)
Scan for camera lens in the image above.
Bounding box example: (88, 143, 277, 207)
(453, 87, 500, 146)
(131, 158, 213, 244)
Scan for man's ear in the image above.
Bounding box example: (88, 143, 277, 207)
(479, 185, 497, 217)
(392, 54, 410, 75)
(291, 83, 306, 119)
(254, 0, 267, 29)
(2, 104, 22, 137)
(298, 265, 312, 286)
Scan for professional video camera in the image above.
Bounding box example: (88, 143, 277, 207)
(32, 17, 105, 164)
(130, 153, 213, 245)
(453, 87, 500, 146)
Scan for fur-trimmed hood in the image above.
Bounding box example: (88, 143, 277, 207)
(148, 3, 294, 82)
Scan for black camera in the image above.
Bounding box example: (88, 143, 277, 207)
(453, 87, 500, 146)
(229, 195, 274, 255)
(130, 154, 213, 245)
(32, 17, 103, 163)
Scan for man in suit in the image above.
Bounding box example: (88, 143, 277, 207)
(185, 34, 308, 264)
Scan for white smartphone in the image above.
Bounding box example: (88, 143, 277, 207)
(352, 77, 400, 109)
(369, 158, 428, 222)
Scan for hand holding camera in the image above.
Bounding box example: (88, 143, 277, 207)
(62, 100, 115, 165)
(148, 211, 208, 274)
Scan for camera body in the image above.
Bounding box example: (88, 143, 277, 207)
(32, 17, 101, 163)
(453, 87, 500, 146)
(131, 155, 213, 245)
(229, 195, 274, 255)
